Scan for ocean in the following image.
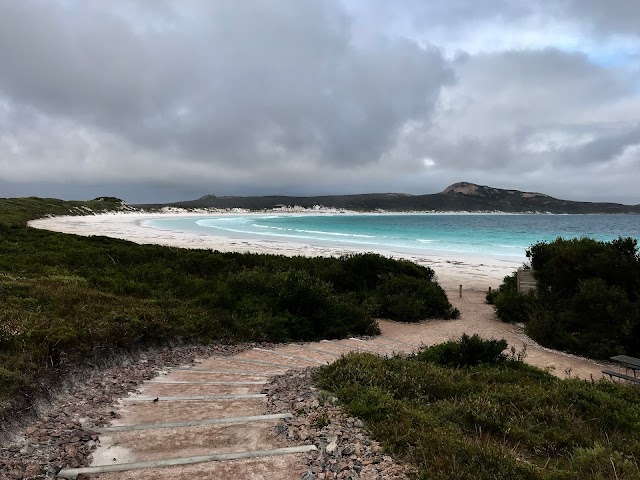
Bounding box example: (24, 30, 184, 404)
(144, 214, 640, 262)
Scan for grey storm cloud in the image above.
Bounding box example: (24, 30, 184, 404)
(557, 0, 640, 36)
(0, 0, 639, 203)
(403, 49, 639, 175)
(369, 0, 640, 36)
(0, 0, 450, 173)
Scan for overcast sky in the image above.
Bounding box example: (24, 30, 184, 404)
(1, 0, 640, 204)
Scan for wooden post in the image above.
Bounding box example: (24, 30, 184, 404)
(459, 285, 462, 298)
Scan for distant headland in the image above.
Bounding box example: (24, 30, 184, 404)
(135, 182, 640, 214)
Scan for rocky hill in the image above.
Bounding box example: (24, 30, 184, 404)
(136, 182, 640, 214)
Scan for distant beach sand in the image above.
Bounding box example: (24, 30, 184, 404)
(29, 212, 607, 379)
(29, 212, 521, 291)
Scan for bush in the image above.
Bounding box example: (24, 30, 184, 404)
(373, 274, 459, 322)
(417, 334, 508, 367)
(491, 237, 640, 359)
(316, 346, 640, 480)
(528, 236, 640, 302)
(334, 253, 436, 292)
(218, 268, 375, 341)
(526, 278, 638, 358)
(528, 237, 640, 358)
(0, 198, 455, 418)
(493, 291, 533, 324)
(488, 272, 534, 323)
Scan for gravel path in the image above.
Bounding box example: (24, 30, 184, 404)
(0, 287, 612, 480)
(0, 344, 255, 479)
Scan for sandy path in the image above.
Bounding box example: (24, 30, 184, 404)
(56, 307, 609, 479)
(381, 287, 607, 380)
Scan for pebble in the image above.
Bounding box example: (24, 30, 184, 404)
(0, 342, 262, 479)
(266, 368, 414, 479)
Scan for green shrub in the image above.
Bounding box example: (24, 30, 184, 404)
(334, 253, 435, 292)
(491, 237, 640, 359)
(528, 236, 640, 302)
(0, 198, 455, 418)
(526, 278, 638, 358)
(489, 272, 534, 323)
(485, 272, 517, 305)
(373, 274, 459, 322)
(417, 334, 508, 367)
(316, 345, 640, 480)
(0, 366, 25, 400)
(493, 289, 534, 323)
(532, 238, 640, 358)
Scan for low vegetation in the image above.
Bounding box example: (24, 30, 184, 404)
(0, 197, 457, 418)
(489, 237, 640, 359)
(486, 271, 535, 324)
(317, 335, 640, 480)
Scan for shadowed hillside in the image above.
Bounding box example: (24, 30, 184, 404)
(137, 182, 640, 214)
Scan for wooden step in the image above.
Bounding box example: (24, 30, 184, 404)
(121, 394, 266, 402)
(89, 422, 291, 466)
(58, 446, 317, 479)
(100, 413, 293, 433)
(110, 398, 267, 426)
(252, 348, 328, 366)
(198, 356, 296, 370)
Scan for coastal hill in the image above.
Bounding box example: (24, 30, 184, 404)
(137, 182, 640, 214)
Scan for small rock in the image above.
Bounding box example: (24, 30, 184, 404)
(24, 463, 41, 477)
(64, 445, 79, 457)
(342, 444, 355, 456)
(19, 446, 35, 455)
(326, 441, 338, 455)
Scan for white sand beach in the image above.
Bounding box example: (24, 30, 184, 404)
(29, 212, 607, 379)
(29, 212, 521, 292)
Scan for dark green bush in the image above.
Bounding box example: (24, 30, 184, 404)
(416, 334, 508, 367)
(488, 272, 534, 323)
(373, 274, 459, 322)
(528, 236, 640, 303)
(491, 237, 640, 359)
(493, 290, 533, 324)
(0, 198, 460, 413)
(532, 237, 640, 358)
(526, 277, 638, 358)
(485, 272, 517, 305)
(333, 253, 436, 292)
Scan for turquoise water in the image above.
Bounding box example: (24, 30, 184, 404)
(144, 214, 640, 261)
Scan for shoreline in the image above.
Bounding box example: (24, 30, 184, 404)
(29, 212, 521, 291)
(25, 212, 611, 381)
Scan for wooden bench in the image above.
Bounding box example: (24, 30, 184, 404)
(602, 369, 640, 384)
(610, 355, 640, 374)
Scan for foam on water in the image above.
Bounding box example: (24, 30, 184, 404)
(145, 214, 640, 262)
